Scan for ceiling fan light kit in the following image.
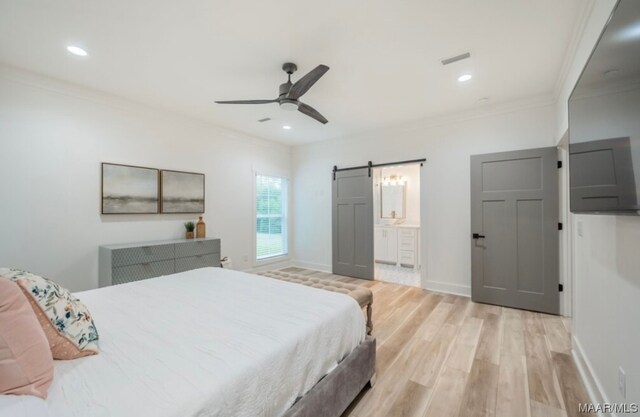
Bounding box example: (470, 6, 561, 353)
(215, 62, 330, 124)
(279, 99, 298, 111)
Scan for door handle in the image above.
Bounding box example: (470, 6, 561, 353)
(472, 233, 486, 239)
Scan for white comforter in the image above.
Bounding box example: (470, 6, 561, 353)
(3, 268, 365, 417)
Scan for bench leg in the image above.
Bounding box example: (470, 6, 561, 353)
(366, 303, 373, 335)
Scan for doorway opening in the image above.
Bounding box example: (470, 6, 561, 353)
(372, 163, 421, 287)
(331, 158, 425, 281)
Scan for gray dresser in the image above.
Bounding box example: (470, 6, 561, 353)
(99, 238, 221, 287)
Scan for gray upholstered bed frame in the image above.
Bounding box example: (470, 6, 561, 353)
(282, 336, 376, 417)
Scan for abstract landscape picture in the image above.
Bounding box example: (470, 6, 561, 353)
(161, 170, 205, 213)
(102, 163, 159, 214)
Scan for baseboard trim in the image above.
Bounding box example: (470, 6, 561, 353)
(423, 280, 471, 297)
(572, 335, 612, 417)
(292, 260, 332, 273)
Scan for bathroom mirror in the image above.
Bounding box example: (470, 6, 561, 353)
(380, 183, 405, 219)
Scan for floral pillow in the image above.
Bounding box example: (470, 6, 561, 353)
(0, 268, 99, 360)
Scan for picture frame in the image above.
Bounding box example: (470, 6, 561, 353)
(101, 163, 160, 214)
(160, 170, 205, 214)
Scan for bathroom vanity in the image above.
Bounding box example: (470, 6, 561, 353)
(374, 224, 420, 269)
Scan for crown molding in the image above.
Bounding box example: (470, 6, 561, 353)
(552, 0, 597, 100)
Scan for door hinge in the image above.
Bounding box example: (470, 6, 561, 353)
(332, 165, 337, 181)
(558, 284, 564, 292)
(368, 161, 372, 177)
(558, 222, 563, 230)
(557, 161, 563, 168)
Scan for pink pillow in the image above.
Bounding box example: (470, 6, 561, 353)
(0, 278, 54, 399)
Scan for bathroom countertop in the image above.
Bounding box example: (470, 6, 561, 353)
(375, 223, 420, 228)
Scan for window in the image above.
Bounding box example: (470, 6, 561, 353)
(255, 174, 288, 260)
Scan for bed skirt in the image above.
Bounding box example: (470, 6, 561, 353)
(282, 336, 376, 417)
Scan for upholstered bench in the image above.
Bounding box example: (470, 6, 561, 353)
(258, 271, 373, 334)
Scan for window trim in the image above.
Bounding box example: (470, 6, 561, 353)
(253, 172, 289, 266)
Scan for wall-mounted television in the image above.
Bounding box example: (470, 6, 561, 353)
(569, 0, 640, 214)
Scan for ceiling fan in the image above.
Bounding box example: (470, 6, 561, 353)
(215, 62, 330, 124)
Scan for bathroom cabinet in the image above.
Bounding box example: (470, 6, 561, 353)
(374, 226, 398, 264)
(374, 225, 420, 268)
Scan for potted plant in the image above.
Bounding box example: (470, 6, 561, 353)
(184, 221, 195, 239)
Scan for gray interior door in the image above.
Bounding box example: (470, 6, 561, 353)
(332, 168, 374, 279)
(471, 147, 559, 314)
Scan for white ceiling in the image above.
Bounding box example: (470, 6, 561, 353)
(0, 0, 586, 145)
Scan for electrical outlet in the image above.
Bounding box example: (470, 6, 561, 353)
(619, 367, 626, 399)
(577, 220, 584, 237)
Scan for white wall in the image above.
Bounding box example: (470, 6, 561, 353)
(572, 216, 640, 406)
(0, 67, 291, 291)
(555, 0, 640, 407)
(292, 102, 557, 295)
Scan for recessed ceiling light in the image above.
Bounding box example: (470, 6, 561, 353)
(282, 125, 291, 130)
(458, 74, 472, 82)
(66, 45, 88, 57)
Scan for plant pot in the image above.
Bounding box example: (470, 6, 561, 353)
(185, 231, 194, 239)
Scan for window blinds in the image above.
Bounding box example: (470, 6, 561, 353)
(256, 175, 287, 259)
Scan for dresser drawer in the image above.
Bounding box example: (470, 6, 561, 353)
(399, 250, 415, 266)
(399, 237, 416, 251)
(112, 260, 175, 285)
(112, 244, 175, 267)
(399, 229, 417, 239)
(175, 239, 220, 258)
(175, 253, 220, 273)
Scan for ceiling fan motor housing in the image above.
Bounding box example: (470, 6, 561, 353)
(279, 81, 293, 97)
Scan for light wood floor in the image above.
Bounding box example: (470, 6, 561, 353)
(279, 267, 592, 417)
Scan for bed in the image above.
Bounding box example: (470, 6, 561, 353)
(258, 270, 374, 334)
(0, 267, 375, 417)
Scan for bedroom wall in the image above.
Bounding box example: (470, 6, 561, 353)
(0, 67, 291, 291)
(292, 101, 557, 295)
(555, 0, 640, 407)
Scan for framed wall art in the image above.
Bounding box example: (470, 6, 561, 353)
(160, 170, 205, 214)
(101, 163, 160, 214)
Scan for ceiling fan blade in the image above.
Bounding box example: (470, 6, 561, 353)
(287, 65, 329, 100)
(215, 99, 277, 104)
(298, 102, 328, 124)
